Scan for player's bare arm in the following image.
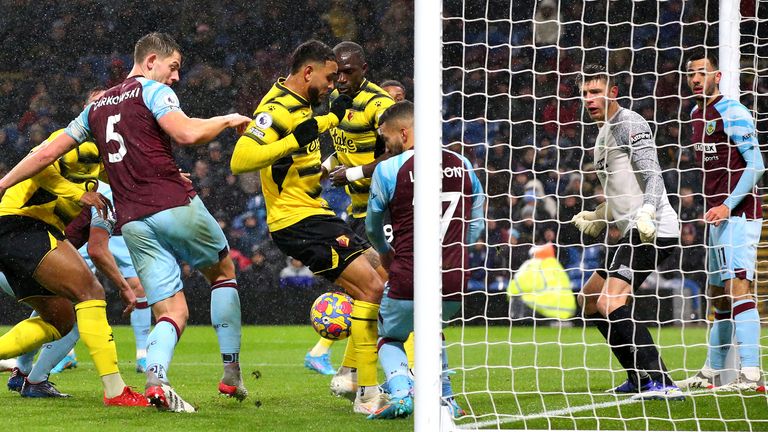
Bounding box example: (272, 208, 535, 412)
(158, 111, 251, 147)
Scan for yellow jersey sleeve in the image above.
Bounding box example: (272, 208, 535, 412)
(32, 162, 86, 202)
(231, 103, 300, 174)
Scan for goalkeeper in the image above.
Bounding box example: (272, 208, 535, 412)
(574, 65, 683, 399)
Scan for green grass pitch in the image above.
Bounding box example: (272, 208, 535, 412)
(1, 325, 766, 431)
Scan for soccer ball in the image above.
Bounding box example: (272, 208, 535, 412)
(310, 291, 353, 340)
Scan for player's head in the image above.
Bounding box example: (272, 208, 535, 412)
(685, 49, 721, 101)
(579, 64, 618, 122)
(378, 100, 414, 155)
(290, 40, 338, 106)
(133, 32, 182, 86)
(60, 86, 108, 180)
(333, 41, 368, 96)
(381, 80, 406, 102)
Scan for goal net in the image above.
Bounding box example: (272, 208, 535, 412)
(415, 1, 768, 430)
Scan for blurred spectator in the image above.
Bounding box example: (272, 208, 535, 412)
(279, 257, 315, 289)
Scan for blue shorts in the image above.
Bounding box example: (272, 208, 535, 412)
(707, 215, 762, 287)
(378, 283, 461, 342)
(79, 235, 138, 279)
(121, 196, 228, 305)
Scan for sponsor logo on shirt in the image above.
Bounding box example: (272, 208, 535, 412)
(694, 143, 717, 153)
(247, 127, 265, 139)
(629, 131, 651, 144)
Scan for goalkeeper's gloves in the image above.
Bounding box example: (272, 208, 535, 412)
(329, 94, 353, 123)
(293, 118, 319, 148)
(571, 202, 608, 238)
(635, 203, 657, 243)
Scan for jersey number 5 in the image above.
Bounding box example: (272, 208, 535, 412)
(106, 114, 127, 163)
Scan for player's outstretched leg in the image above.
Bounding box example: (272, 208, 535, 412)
(210, 278, 247, 401)
(305, 337, 335, 375)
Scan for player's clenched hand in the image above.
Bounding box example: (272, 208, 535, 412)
(635, 204, 657, 243)
(571, 202, 608, 238)
(225, 113, 252, 135)
(294, 118, 319, 148)
(118, 284, 137, 317)
(705, 204, 730, 227)
(79, 191, 113, 220)
(329, 166, 349, 186)
(329, 94, 353, 123)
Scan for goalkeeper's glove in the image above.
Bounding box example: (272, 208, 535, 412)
(329, 94, 353, 123)
(293, 118, 319, 148)
(635, 203, 657, 243)
(571, 202, 609, 238)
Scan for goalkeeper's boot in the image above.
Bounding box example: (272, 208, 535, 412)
(304, 352, 335, 375)
(50, 351, 77, 374)
(135, 357, 147, 373)
(104, 386, 150, 407)
(605, 379, 639, 394)
(353, 385, 389, 415)
(676, 369, 719, 390)
(442, 397, 467, 418)
(218, 362, 248, 401)
(145, 371, 195, 412)
(21, 379, 70, 398)
(367, 395, 413, 419)
(7, 367, 26, 393)
(717, 368, 766, 392)
(331, 366, 358, 401)
(636, 380, 686, 401)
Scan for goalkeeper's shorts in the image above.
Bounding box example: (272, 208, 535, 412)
(596, 229, 677, 291)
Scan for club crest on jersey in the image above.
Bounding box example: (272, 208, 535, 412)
(705, 120, 716, 135)
(347, 111, 354, 121)
(255, 112, 273, 129)
(336, 235, 350, 247)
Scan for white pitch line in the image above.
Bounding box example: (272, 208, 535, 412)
(455, 390, 709, 430)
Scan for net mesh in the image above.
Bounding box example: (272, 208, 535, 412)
(438, 1, 768, 430)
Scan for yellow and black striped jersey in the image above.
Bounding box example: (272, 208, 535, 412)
(328, 80, 394, 218)
(0, 130, 99, 231)
(236, 78, 336, 232)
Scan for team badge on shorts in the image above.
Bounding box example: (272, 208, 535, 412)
(336, 235, 350, 247)
(705, 120, 716, 135)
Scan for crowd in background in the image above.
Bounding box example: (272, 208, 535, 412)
(1, 0, 766, 319)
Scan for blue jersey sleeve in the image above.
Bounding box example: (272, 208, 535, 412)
(138, 78, 182, 120)
(64, 104, 94, 144)
(366, 158, 400, 254)
(718, 100, 765, 210)
(463, 156, 485, 244)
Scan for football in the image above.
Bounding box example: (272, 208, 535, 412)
(310, 291, 353, 340)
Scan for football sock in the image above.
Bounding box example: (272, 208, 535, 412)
(404, 332, 415, 369)
(309, 337, 334, 356)
(733, 300, 760, 368)
(75, 300, 119, 376)
(341, 333, 358, 368)
(350, 300, 379, 387)
(210, 280, 242, 364)
(608, 306, 671, 385)
(29, 324, 80, 383)
(0, 316, 61, 359)
(441, 336, 454, 398)
(708, 308, 732, 370)
(587, 312, 642, 385)
(75, 300, 125, 398)
(15, 311, 41, 375)
(378, 339, 411, 398)
(146, 317, 179, 384)
(131, 296, 151, 359)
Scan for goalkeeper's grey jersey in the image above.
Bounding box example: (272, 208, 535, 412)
(594, 107, 680, 238)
